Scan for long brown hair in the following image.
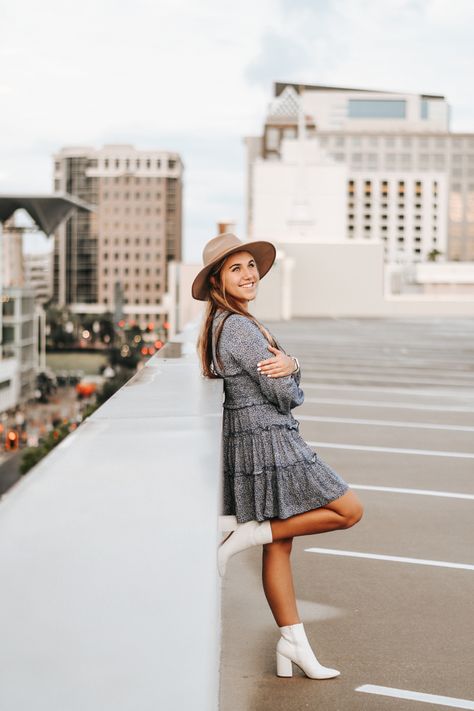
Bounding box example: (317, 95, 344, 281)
(196, 253, 282, 378)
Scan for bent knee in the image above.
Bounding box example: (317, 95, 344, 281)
(342, 502, 364, 529)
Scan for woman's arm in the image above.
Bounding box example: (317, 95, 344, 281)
(220, 314, 304, 414)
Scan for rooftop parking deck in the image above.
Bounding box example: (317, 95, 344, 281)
(219, 316, 474, 711)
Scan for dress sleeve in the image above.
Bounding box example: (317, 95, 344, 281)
(220, 314, 304, 414)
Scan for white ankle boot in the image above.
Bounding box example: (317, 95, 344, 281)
(276, 623, 340, 679)
(217, 519, 273, 576)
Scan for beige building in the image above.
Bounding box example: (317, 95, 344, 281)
(53, 145, 183, 324)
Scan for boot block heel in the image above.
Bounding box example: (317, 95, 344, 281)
(276, 652, 293, 677)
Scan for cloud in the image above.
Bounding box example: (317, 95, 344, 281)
(1, 0, 473, 267)
(245, 32, 310, 88)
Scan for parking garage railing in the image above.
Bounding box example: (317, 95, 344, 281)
(0, 319, 224, 711)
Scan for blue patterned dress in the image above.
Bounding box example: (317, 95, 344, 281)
(211, 308, 349, 523)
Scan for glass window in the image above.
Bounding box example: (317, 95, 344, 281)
(266, 128, 280, 150)
(348, 99, 406, 119)
(2, 298, 14, 317)
(421, 99, 429, 119)
(21, 297, 34, 315)
(3, 325, 14, 343)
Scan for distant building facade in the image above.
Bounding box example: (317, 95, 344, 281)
(23, 251, 53, 304)
(53, 145, 183, 323)
(2, 288, 37, 401)
(0, 195, 91, 412)
(246, 83, 474, 263)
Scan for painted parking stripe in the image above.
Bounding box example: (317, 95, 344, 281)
(301, 371, 474, 388)
(305, 396, 474, 413)
(349, 484, 474, 501)
(305, 548, 474, 571)
(299, 415, 474, 432)
(356, 684, 474, 709)
(304, 381, 474, 400)
(308, 441, 474, 459)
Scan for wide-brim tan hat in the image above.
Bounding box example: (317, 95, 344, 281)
(191, 232, 276, 301)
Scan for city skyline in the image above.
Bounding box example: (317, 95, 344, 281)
(1, 0, 474, 262)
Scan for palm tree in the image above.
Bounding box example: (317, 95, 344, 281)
(427, 248, 442, 262)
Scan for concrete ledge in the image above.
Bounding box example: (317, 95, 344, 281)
(0, 327, 224, 711)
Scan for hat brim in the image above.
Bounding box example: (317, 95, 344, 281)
(191, 241, 277, 301)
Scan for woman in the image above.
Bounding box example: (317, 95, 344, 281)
(192, 232, 363, 680)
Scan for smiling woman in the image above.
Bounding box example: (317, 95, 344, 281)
(193, 231, 363, 682)
(220, 252, 259, 297)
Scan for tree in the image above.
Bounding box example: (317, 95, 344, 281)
(427, 248, 442, 262)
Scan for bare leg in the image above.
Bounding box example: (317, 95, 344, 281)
(262, 538, 300, 627)
(261, 491, 363, 625)
(270, 490, 363, 541)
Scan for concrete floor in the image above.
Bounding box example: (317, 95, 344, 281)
(219, 317, 474, 711)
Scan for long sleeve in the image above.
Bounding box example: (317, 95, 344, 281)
(220, 314, 304, 414)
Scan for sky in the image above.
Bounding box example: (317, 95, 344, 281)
(1, 0, 474, 260)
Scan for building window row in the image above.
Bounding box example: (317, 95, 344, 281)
(101, 158, 177, 170)
(103, 282, 161, 292)
(103, 176, 163, 185)
(102, 252, 161, 261)
(104, 267, 161, 276)
(323, 135, 474, 150)
(103, 237, 162, 246)
(102, 192, 162, 200)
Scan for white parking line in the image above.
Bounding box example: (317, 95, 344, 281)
(348, 484, 474, 501)
(305, 548, 474, 571)
(356, 684, 474, 709)
(302, 370, 474, 388)
(305, 396, 474, 413)
(299, 415, 474, 432)
(308, 441, 474, 459)
(304, 381, 474, 400)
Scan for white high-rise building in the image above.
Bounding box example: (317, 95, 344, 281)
(246, 83, 473, 263)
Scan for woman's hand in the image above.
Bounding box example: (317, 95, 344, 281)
(257, 346, 296, 378)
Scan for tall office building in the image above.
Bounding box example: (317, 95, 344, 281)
(246, 83, 474, 263)
(53, 145, 183, 322)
